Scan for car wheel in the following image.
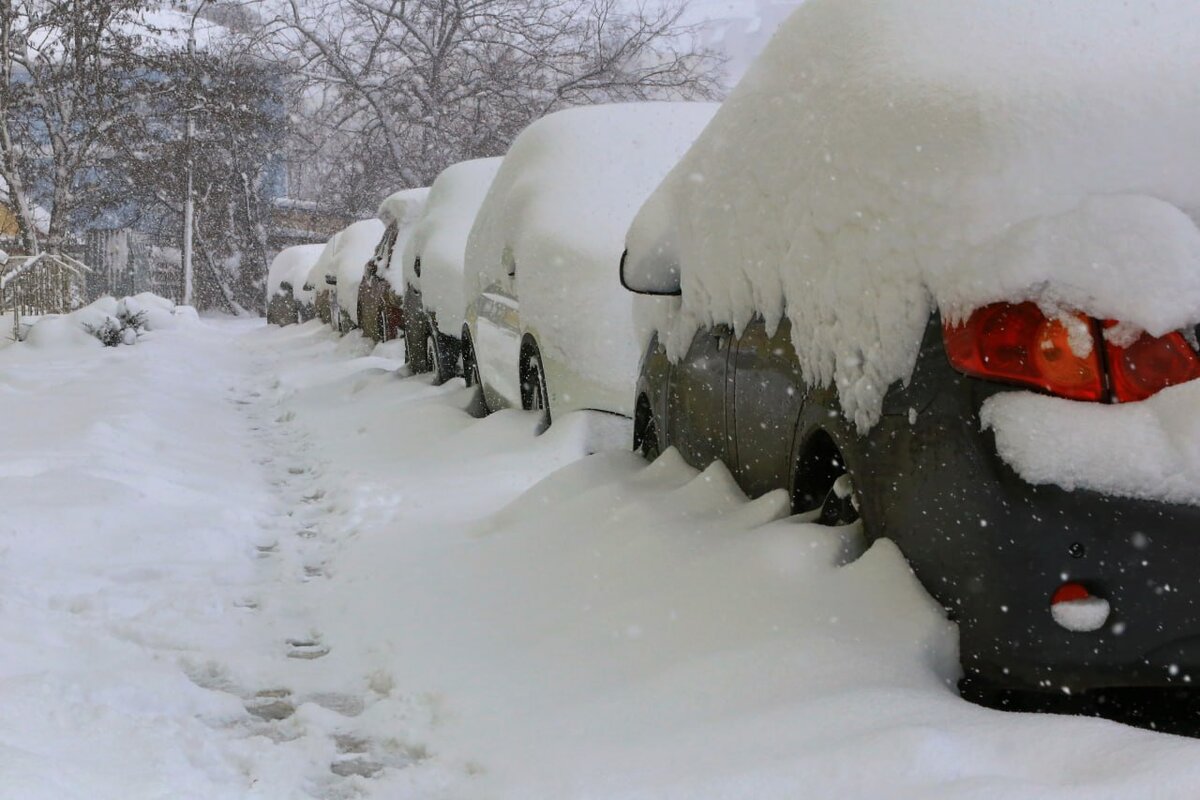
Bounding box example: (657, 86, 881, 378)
(462, 330, 482, 389)
(427, 331, 443, 383)
(634, 396, 661, 461)
(793, 428, 862, 528)
(405, 318, 429, 373)
(639, 413, 661, 461)
(520, 343, 550, 423)
(375, 308, 386, 342)
(461, 329, 488, 417)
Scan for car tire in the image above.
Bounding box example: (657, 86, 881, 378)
(634, 395, 661, 461)
(791, 423, 867, 531)
(405, 316, 430, 373)
(520, 341, 550, 424)
(639, 413, 661, 461)
(427, 331, 444, 384)
(461, 328, 488, 417)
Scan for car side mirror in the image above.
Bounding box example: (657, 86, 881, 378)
(325, 274, 337, 286)
(620, 249, 681, 296)
(279, 280, 293, 293)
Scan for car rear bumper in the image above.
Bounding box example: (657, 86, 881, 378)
(876, 395, 1200, 694)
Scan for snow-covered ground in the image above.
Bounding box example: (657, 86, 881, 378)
(5, 316, 1200, 798)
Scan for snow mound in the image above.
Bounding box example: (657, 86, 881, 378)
(401, 158, 501, 335)
(624, 0, 1200, 430)
(120, 293, 187, 332)
(22, 314, 102, 350)
(466, 102, 718, 414)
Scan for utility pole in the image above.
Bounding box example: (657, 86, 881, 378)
(181, 1, 207, 306)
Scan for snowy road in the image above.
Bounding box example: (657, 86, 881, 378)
(4, 316, 1200, 798)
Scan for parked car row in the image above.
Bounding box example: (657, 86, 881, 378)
(266, 0, 1200, 716)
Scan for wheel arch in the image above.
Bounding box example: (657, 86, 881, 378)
(788, 387, 871, 522)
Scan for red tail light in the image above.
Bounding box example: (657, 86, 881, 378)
(942, 302, 1105, 401)
(1104, 324, 1200, 403)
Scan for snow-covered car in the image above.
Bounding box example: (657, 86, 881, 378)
(305, 219, 384, 332)
(266, 244, 324, 326)
(357, 187, 428, 343)
(463, 103, 717, 419)
(401, 158, 501, 382)
(333, 218, 387, 334)
(305, 235, 340, 327)
(621, 0, 1200, 707)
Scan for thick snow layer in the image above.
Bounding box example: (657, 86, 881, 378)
(374, 188, 429, 293)
(982, 381, 1200, 506)
(401, 158, 501, 335)
(624, 0, 1200, 430)
(11, 317, 1200, 796)
(465, 102, 717, 412)
(335, 219, 386, 324)
(267, 243, 324, 301)
(377, 187, 429, 227)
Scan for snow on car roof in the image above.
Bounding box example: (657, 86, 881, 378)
(466, 102, 718, 400)
(334, 218, 386, 300)
(624, 0, 1200, 430)
(266, 243, 324, 297)
(401, 157, 502, 335)
(377, 187, 430, 227)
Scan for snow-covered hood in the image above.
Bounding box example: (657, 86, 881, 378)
(625, 0, 1200, 430)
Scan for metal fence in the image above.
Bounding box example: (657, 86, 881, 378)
(0, 252, 91, 339)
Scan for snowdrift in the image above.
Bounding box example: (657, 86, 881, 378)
(624, 0, 1200, 431)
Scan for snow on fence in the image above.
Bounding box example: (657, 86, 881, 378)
(0, 252, 91, 339)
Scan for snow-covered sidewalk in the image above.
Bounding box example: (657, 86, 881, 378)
(4, 316, 1200, 798)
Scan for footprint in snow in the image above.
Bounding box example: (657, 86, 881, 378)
(245, 689, 296, 721)
(286, 637, 330, 660)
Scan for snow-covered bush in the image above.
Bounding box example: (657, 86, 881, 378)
(23, 293, 193, 350)
(84, 309, 145, 347)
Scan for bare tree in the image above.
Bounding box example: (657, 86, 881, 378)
(0, 0, 150, 255)
(265, 0, 723, 214)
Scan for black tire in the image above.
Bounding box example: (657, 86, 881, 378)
(792, 427, 862, 527)
(462, 330, 482, 389)
(405, 317, 430, 373)
(461, 328, 489, 417)
(377, 308, 390, 342)
(520, 342, 550, 422)
(639, 414, 661, 461)
(427, 331, 443, 383)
